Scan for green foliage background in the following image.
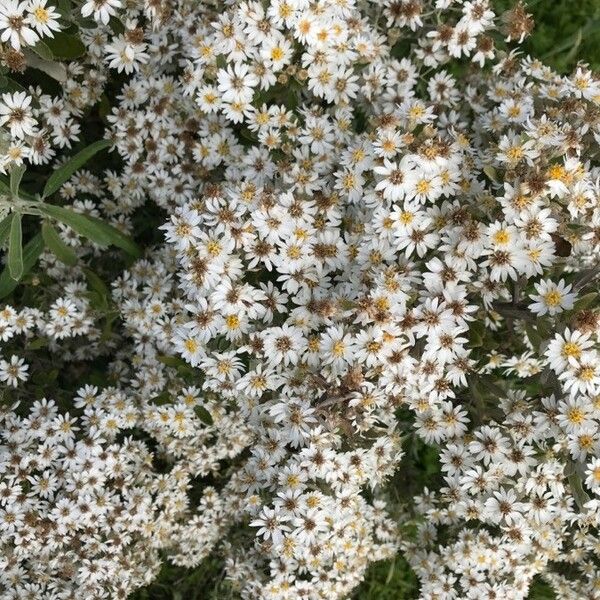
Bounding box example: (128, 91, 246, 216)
(129, 1, 600, 598)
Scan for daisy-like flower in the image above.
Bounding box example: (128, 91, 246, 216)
(559, 352, 600, 397)
(260, 34, 293, 71)
(105, 36, 149, 74)
(0, 92, 37, 140)
(496, 132, 539, 166)
(0, 0, 39, 49)
(405, 170, 443, 204)
(544, 328, 594, 372)
(217, 63, 259, 104)
(0, 354, 29, 387)
(483, 487, 524, 526)
(585, 457, 600, 493)
(81, 0, 122, 25)
(25, 0, 61, 38)
(528, 279, 576, 316)
(373, 157, 413, 201)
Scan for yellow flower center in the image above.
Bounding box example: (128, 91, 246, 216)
(492, 229, 510, 245)
(579, 366, 595, 382)
(34, 7, 49, 22)
(567, 407, 584, 424)
(416, 179, 431, 194)
(544, 290, 562, 307)
(562, 342, 581, 359)
(332, 341, 346, 357)
(226, 315, 240, 329)
(184, 338, 198, 354)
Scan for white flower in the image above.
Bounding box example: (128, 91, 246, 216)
(528, 279, 576, 316)
(262, 324, 306, 367)
(25, 0, 61, 38)
(105, 36, 149, 74)
(585, 457, 600, 493)
(250, 506, 290, 545)
(373, 157, 413, 201)
(0, 92, 37, 139)
(0, 0, 39, 49)
(0, 354, 29, 387)
(217, 63, 259, 104)
(544, 328, 593, 372)
(81, 0, 122, 25)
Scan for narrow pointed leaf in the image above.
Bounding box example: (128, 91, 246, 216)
(0, 176, 11, 196)
(85, 215, 141, 257)
(39, 203, 140, 256)
(41, 221, 77, 266)
(194, 405, 214, 426)
(0, 233, 44, 298)
(10, 165, 25, 196)
(0, 213, 13, 246)
(22, 48, 67, 82)
(44, 33, 86, 59)
(83, 268, 109, 302)
(30, 40, 54, 61)
(8, 212, 23, 280)
(38, 203, 112, 245)
(42, 139, 111, 198)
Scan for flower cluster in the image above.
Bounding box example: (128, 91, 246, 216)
(1, 0, 600, 599)
(0, 0, 61, 51)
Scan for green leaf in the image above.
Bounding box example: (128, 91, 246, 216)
(0, 173, 36, 202)
(73, 15, 98, 29)
(108, 16, 125, 35)
(525, 324, 543, 352)
(10, 164, 25, 196)
(8, 212, 23, 280)
(152, 391, 171, 406)
(85, 215, 141, 257)
(0, 213, 13, 246)
(42, 139, 111, 198)
(56, 0, 71, 18)
(32, 368, 58, 384)
(157, 355, 190, 369)
(101, 310, 119, 341)
(574, 292, 598, 312)
(22, 48, 67, 82)
(39, 203, 111, 245)
(568, 471, 591, 511)
(0, 233, 44, 298)
(30, 40, 54, 61)
(41, 221, 77, 266)
(0, 175, 11, 197)
(194, 405, 214, 426)
(1, 78, 27, 94)
(39, 204, 140, 258)
(470, 320, 485, 347)
(44, 33, 86, 60)
(28, 337, 48, 349)
(536, 318, 553, 341)
(83, 267, 109, 299)
(483, 165, 499, 183)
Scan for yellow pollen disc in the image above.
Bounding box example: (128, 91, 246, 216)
(184, 339, 198, 353)
(416, 180, 431, 194)
(332, 341, 346, 357)
(492, 230, 510, 245)
(226, 315, 240, 329)
(567, 407, 584, 424)
(271, 47, 285, 61)
(544, 290, 562, 307)
(34, 7, 49, 22)
(562, 342, 581, 359)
